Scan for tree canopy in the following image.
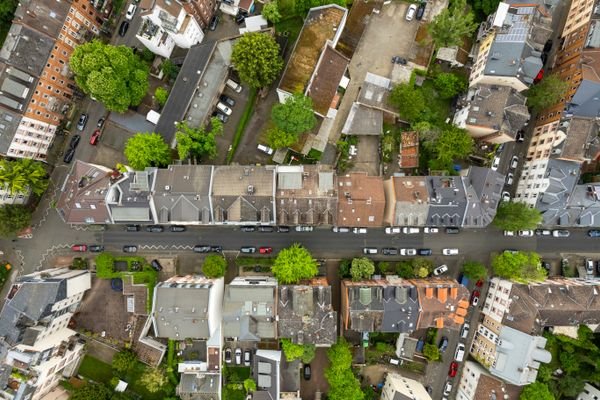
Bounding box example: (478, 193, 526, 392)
(389, 82, 426, 122)
(244, 378, 257, 393)
(155, 87, 169, 107)
(267, 127, 297, 149)
(325, 338, 364, 400)
(350, 257, 375, 281)
(423, 344, 441, 361)
(271, 244, 318, 284)
(468, 0, 501, 18)
(124, 132, 171, 170)
(69, 40, 149, 112)
(0, 204, 31, 237)
(202, 255, 226, 278)
(280, 339, 316, 363)
(491, 251, 546, 283)
(71, 383, 112, 400)
(271, 93, 317, 135)
(231, 32, 284, 89)
(175, 118, 223, 162)
(0, 158, 48, 197)
(112, 349, 137, 375)
(520, 382, 554, 400)
(413, 257, 434, 278)
(434, 72, 467, 99)
(526, 75, 569, 112)
(262, 1, 281, 23)
(493, 201, 542, 231)
(140, 367, 168, 393)
(429, 0, 478, 48)
(462, 261, 487, 280)
(425, 124, 474, 171)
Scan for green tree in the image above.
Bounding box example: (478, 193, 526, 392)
(434, 72, 467, 99)
(202, 255, 226, 278)
(154, 87, 169, 107)
(0, 159, 49, 197)
(389, 82, 426, 122)
(140, 367, 168, 393)
(175, 118, 223, 162)
(112, 349, 137, 375)
(95, 252, 115, 278)
(262, 1, 281, 23)
(243, 378, 257, 393)
(491, 251, 546, 283)
(231, 32, 284, 89)
(339, 259, 352, 278)
(462, 261, 487, 280)
(493, 201, 542, 231)
(469, 0, 501, 17)
(423, 344, 441, 361)
(71, 383, 112, 400)
(161, 59, 179, 81)
(0, 0, 18, 28)
(69, 40, 149, 112)
(281, 339, 305, 361)
(427, 125, 474, 170)
(350, 257, 375, 281)
(520, 382, 554, 400)
(272, 244, 318, 284)
(267, 127, 297, 149)
(301, 344, 316, 364)
(124, 132, 171, 170)
(272, 93, 317, 135)
(396, 261, 414, 278)
(0, 204, 30, 237)
(526, 75, 569, 112)
(429, 0, 478, 48)
(325, 338, 364, 400)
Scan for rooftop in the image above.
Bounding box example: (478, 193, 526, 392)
(0, 63, 37, 114)
(356, 72, 393, 111)
(341, 102, 383, 135)
(426, 176, 468, 227)
(383, 176, 429, 226)
(306, 43, 349, 116)
(106, 169, 155, 223)
(279, 5, 347, 94)
(337, 172, 385, 227)
(13, 0, 71, 39)
(536, 159, 580, 225)
(469, 362, 522, 399)
(0, 24, 55, 76)
(463, 166, 505, 228)
(560, 117, 600, 162)
(412, 279, 470, 330)
(398, 132, 419, 169)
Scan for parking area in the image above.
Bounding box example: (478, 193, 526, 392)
(300, 347, 329, 400)
(350, 136, 381, 176)
(214, 80, 253, 164)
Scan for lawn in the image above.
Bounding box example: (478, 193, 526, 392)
(223, 365, 251, 400)
(77, 356, 113, 384)
(419, 79, 452, 125)
(275, 16, 304, 49)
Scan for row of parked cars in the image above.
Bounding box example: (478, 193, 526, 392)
(362, 247, 459, 256)
(211, 79, 243, 123)
(503, 229, 571, 238)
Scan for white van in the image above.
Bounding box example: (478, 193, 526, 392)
(125, 4, 137, 20)
(406, 4, 417, 21)
(226, 79, 243, 93)
(257, 144, 274, 155)
(217, 102, 232, 116)
(454, 343, 465, 362)
(402, 227, 420, 234)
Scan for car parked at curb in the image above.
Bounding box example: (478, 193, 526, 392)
(69, 134, 81, 149)
(118, 20, 129, 36)
(552, 229, 570, 238)
(443, 248, 459, 255)
(589, 229, 600, 237)
(471, 290, 480, 306)
(445, 227, 460, 234)
(63, 148, 76, 164)
(385, 227, 401, 234)
(170, 225, 186, 232)
(296, 225, 314, 232)
(89, 245, 104, 252)
(208, 14, 219, 30)
(90, 129, 101, 145)
(433, 264, 448, 276)
(123, 245, 137, 253)
(363, 247, 378, 255)
(439, 336, 449, 352)
(383, 248, 398, 256)
(423, 227, 439, 233)
(193, 245, 211, 253)
(536, 229, 552, 236)
(224, 348, 232, 363)
(353, 227, 367, 234)
(151, 259, 163, 271)
(126, 224, 140, 232)
(259, 247, 273, 254)
(211, 111, 229, 123)
(400, 248, 417, 256)
(332, 226, 351, 233)
(219, 94, 235, 107)
(240, 246, 256, 253)
(518, 230, 534, 237)
(241, 226, 256, 232)
(146, 225, 164, 233)
(76, 113, 88, 131)
(448, 361, 458, 377)
(71, 244, 87, 252)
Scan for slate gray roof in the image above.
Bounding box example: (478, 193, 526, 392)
(223, 278, 277, 340)
(463, 167, 505, 227)
(151, 165, 213, 224)
(178, 372, 219, 399)
(536, 159, 580, 226)
(567, 79, 600, 118)
(106, 169, 155, 223)
(277, 281, 337, 346)
(341, 102, 383, 135)
(253, 350, 281, 400)
(0, 364, 11, 390)
(211, 166, 275, 224)
(0, 63, 36, 115)
(558, 117, 600, 162)
(13, 0, 70, 38)
(0, 107, 21, 155)
(426, 176, 468, 227)
(0, 24, 55, 76)
(557, 184, 600, 227)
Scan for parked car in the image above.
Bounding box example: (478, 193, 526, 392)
(226, 79, 243, 93)
(400, 248, 417, 256)
(382, 248, 398, 256)
(244, 350, 251, 366)
(125, 3, 137, 20)
(445, 227, 460, 234)
(439, 336, 449, 352)
(353, 227, 367, 234)
(240, 246, 257, 253)
(303, 364, 311, 380)
(89, 245, 104, 252)
(278, 226, 290, 233)
(418, 248, 432, 256)
(588, 229, 600, 237)
(542, 261, 551, 271)
(503, 230, 515, 236)
(69, 134, 81, 149)
(433, 264, 448, 276)
(126, 224, 140, 232)
(405, 3, 417, 20)
(257, 144, 274, 155)
(259, 247, 273, 254)
(241, 226, 257, 232)
(516, 130, 525, 142)
(385, 227, 401, 234)
(90, 129, 101, 145)
(363, 247, 378, 255)
(235, 11, 246, 24)
(460, 322, 470, 339)
(536, 229, 552, 236)
(448, 361, 458, 377)
(391, 56, 407, 64)
(518, 230, 534, 237)
(471, 290, 480, 306)
(63, 148, 76, 164)
(502, 191, 511, 202)
(423, 227, 439, 233)
(146, 225, 164, 233)
(296, 225, 314, 232)
(170, 225, 186, 232)
(504, 249, 519, 255)
(552, 229, 570, 238)
(220, 94, 235, 107)
(210, 245, 223, 253)
(151, 259, 163, 271)
(443, 248, 459, 255)
(416, 2, 426, 19)
(491, 156, 500, 171)
(443, 381, 453, 396)
(216, 102, 232, 116)
(71, 244, 87, 252)
(455, 343, 466, 362)
(510, 155, 519, 169)
(257, 226, 273, 233)
(235, 348, 242, 365)
(586, 259, 595, 275)
(224, 348, 232, 363)
(332, 226, 351, 233)
(193, 245, 211, 253)
(506, 173, 514, 186)
(123, 245, 137, 253)
(208, 14, 219, 30)
(76, 113, 88, 131)
(402, 227, 420, 234)
(211, 111, 229, 123)
(97, 118, 105, 128)
(118, 20, 129, 36)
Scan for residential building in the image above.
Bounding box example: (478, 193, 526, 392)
(337, 172, 385, 227)
(562, 0, 595, 38)
(150, 164, 213, 224)
(380, 372, 432, 400)
(398, 131, 419, 169)
(425, 176, 467, 227)
(219, 0, 253, 17)
(456, 361, 522, 400)
(136, 0, 205, 58)
(453, 84, 530, 143)
(56, 160, 113, 224)
(340, 276, 419, 334)
(469, 2, 552, 91)
(277, 278, 337, 346)
(106, 169, 156, 224)
(578, 383, 600, 400)
(211, 165, 275, 225)
(462, 166, 505, 227)
(383, 176, 429, 226)
(412, 279, 470, 330)
(0, 268, 91, 399)
(253, 349, 301, 400)
(275, 165, 337, 226)
(222, 277, 277, 341)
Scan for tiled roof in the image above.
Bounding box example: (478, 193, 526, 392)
(412, 279, 469, 330)
(337, 172, 385, 227)
(306, 43, 349, 116)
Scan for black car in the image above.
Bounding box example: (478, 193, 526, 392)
(259, 226, 274, 233)
(235, 12, 246, 25)
(382, 248, 398, 256)
(541, 261, 551, 271)
(146, 225, 164, 233)
(224, 348, 232, 363)
(126, 224, 140, 232)
(211, 111, 229, 123)
(89, 245, 105, 252)
(63, 148, 76, 163)
(123, 245, 137, 253)
(278, 226, 290, 233)
(210, 245, 223, 253)
(445, 227, 460, 234)
(516, 130, 525, 142)
(151, 259, 163, 271)
(303, 364, 311, 380)
(418, 248, 432, 256)
(170, 225, 186, 232)
(208, 14, 219, 31)
(219, 94, 235, 107)
(391, 56, 407, 65)
(241, 226, 256, 232)
(416, 2, 426, 20)
(76, 114, 88, 131)
(588, 229, 600, 237)
(119, 20, 130, 37)
(97, 118, 105, 128)
(69, 134, 81, 149)
(439, 336, 449, 352)
(193, 245, 212, 253)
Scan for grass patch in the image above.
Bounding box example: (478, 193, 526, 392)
(78, 356, 113, 384)
(225, 365, 251, 382)
(275, 16, 304, 48)
(419, 79, 452, 125)
(227, 87, 258, 164)
(235, 257, 275, 267)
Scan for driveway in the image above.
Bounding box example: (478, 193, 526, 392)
(300, 347, 329, 400)
(215, 81, 252, 164)
(350, 136, 380, 176)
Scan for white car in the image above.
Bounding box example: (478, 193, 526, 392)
(125, 3, 137, 20)
(510, 156, 519, 169)
(443, 381, 453, 396)
(552, 229, 570, 238)
(506, 173, 514, 186)
(332, 226, 350, 233)
(443, 248, 459, 255)
(353, 227, 368, 234)
(424, 227, 439, 233)
(518, 230, 534, 237)
(502, 191, 511, 202)
(503, 230, 515, 236)
(363, 247, 378, 255)
(217, 102, 232, 116)
(400, 248, 417, 256)
(295, 225, 313, 232)
(385, 227, 401, 234)
(491, 157, 500, 171)
(460, 322, 470, 339)
(402, 227, 420, 234)
(257, 144, 274, 155)
(433, 264, 448, 276)
(405, 3, 417, 20)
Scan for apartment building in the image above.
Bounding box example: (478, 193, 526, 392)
(469, 2, 552, 92)
(563, 0, 595, 38)
(0, 268, 91, 399)
(380, 372, 432, 400)
(0, 0, 102, 161)
(456, 361, 522, 400)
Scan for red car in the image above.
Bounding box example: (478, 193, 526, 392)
(471, 290, 480, 306)
(448, 361, 458, 377)
(90, 129, 102, 145)
(71, 244, 88, 252)
(476, 279, 484, 287)
(259, 247, 273, 254)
